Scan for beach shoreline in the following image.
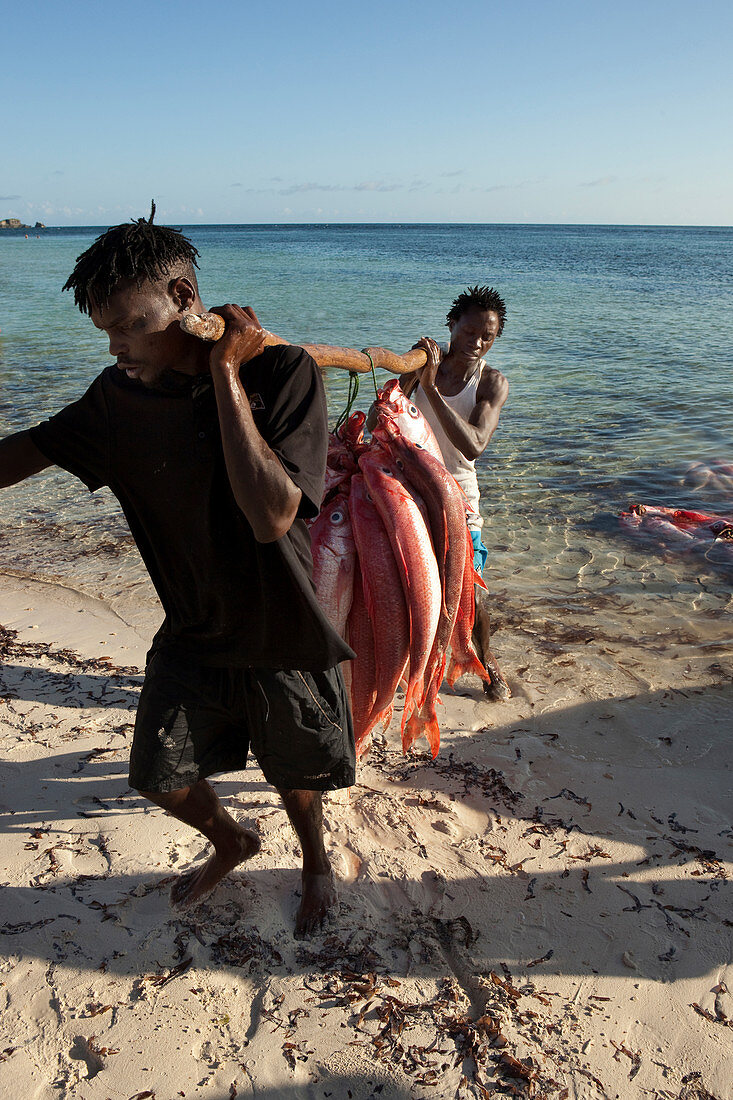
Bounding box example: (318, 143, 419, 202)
(0, 573, 730, 1099)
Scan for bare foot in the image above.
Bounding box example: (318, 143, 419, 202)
(483, 669, 511, 701)
(294, 870, 337, 939)
(170, 826, 260, 910)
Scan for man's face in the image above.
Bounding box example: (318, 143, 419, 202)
(448, 307, 501, 364)
(90, 280, 192, 387)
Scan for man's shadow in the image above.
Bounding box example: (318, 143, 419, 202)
(1, 663, 730, 988)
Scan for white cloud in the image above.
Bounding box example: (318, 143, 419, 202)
(580, 175, 618, 188)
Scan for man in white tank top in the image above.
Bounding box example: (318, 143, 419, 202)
(401, 285, 510, 700)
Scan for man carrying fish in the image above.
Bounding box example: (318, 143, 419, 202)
(395, 285, 511, 699)
(0, 209, 356, 937)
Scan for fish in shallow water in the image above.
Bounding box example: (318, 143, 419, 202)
(683, 458, 733, 493)
(619, 502, 733, 563)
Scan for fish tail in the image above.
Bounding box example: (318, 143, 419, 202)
(446, 648, 491, 687)
(424, 710, 440, 759)
(357, 703, 393, 756)
(418, 650, 445, 710)
(400, 680, 422, 751)
(355, 727, 372, 759)
(403, 702, 441, 758)
(402, 707, 422, 754)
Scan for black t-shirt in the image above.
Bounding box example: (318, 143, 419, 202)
(30, 344, 354, 671)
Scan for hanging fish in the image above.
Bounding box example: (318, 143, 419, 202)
(372, 417, 472, 756)
(373, 379, 444, 462)
(346, 567, 378, 757)
(310, 492, 356, 640)
(359, 445, 442, 743)
(349, 473, 410, 751)
(445, 531, 493, 690)
(337, 410, 369, 455)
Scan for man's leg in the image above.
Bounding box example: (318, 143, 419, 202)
(245, 665, 354, 937)
(472, 586, 511, 701)
(140, 779, 260, 909)
(277, 787, 337, 939)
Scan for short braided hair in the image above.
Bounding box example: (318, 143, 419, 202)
(446, 285, 506, 337)
(63, 201, 200, 314)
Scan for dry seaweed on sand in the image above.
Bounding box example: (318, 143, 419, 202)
(525, 950, 554, 969)
(210, 928, 283, 972)
(0, 622, 142, 678)
(664, 834, 728, 879)
(135, 957, 193, 991)
(544, 788, 592, 813)
(610, 1038, 642, 1079)
(690, 1002, 733, 1029)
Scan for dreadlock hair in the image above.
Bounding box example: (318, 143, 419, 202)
(63, 201, 201, 314)
(446, 285, 506, 337)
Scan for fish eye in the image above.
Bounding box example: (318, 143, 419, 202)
(330, 509, 345, 524)
(407, 405, 420, 418)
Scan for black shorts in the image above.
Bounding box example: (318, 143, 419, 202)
(128, 648, 355, 794)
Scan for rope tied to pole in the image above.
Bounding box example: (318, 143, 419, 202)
(334, 370, 361, 434)
(364, 350, 379, 399)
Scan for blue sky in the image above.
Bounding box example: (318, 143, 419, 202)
(2, 0, 731, 225)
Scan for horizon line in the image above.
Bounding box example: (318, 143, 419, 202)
(4, 220, 732, 231)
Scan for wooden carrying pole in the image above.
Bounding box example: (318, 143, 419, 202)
(180, 312, 428, 376)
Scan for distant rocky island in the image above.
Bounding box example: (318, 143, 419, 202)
(0, 218, 46, 229)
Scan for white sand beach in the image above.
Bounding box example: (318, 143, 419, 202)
(0, 570, 731, 1100)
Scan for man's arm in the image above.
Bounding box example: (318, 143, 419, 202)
(432, 367, 509, 461)
(0, 431, 52, 488)
(208, 304, 303, 543)
(417, 339, 509, 461)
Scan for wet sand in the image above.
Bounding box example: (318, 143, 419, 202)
(0, 572, 731, 1100)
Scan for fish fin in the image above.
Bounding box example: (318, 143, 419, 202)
(420, 651, 446, 709)
(334, 562, 356, 629)
(446, 648, 491, 687)
(402, 707, 422, 754)
(355, 728, 372, 759)
(424, 711, 440, 759)
(403, 704, 440, 759)
(400, 681, 422, 750)
(392, 534, 412, 594)
(364, 703, 393, 738)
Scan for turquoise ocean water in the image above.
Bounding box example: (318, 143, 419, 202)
(1, 224, 732, 659)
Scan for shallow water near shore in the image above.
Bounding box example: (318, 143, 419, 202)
(1, 223, 732, 672)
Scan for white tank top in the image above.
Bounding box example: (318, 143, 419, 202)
(412, 358, 484, 530)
